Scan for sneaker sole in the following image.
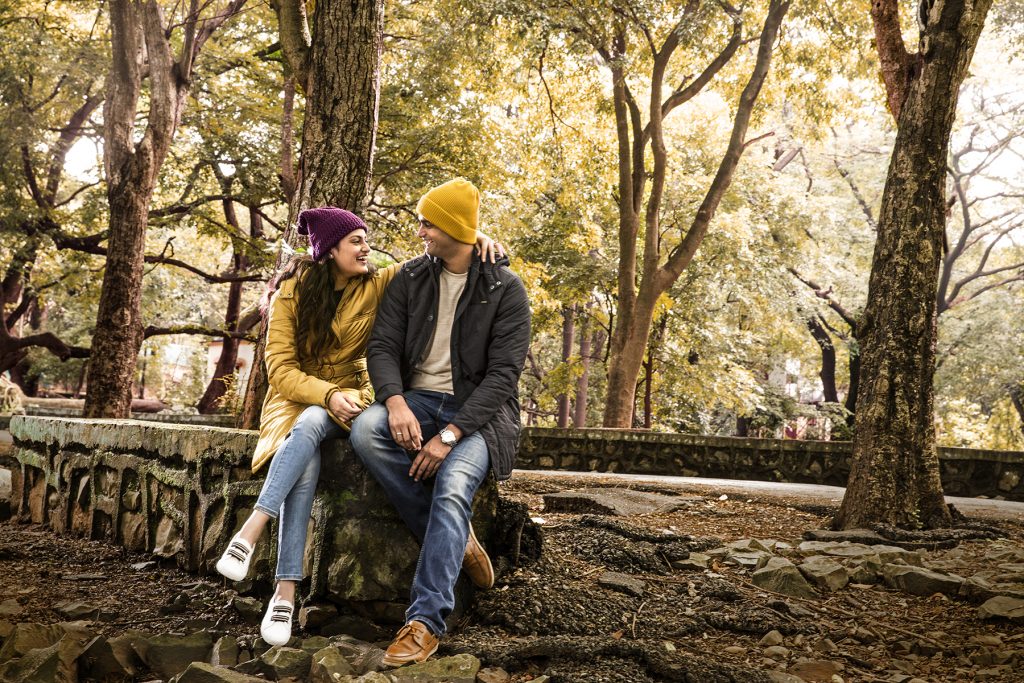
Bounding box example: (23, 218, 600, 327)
(215, 558, 248, 582)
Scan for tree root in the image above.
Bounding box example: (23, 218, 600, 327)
(871, 520, 1005, 550)
(471, 635, 772, 683)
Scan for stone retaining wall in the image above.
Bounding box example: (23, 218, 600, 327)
(4, 416, 502, 623)
(517, 428, 1024, 501)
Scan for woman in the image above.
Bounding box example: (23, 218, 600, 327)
(215, 207, 500, 645)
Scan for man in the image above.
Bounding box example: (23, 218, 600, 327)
(350, 178, 531, 666)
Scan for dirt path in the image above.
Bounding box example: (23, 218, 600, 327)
(3, 472, 1024, 682)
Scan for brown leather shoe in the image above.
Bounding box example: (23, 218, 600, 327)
(463, 523, 495, 589)
(382, 621, 439, 667)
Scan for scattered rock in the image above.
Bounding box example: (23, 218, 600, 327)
(300, 604, 339, 630)
(81, 633, 145, 679)
(846, 558, 881, 585)
(597, 571, 645, 598)
(767, 673, 805, 683)
(726, 539, 777, 552)
(763, 645, 790, 660)
(0, 623, 66, 663)
(174, 662, 263, 683)
(55, 601, 101, 621)
(759, 630, 784, 647)
(723, 550, 773, 569)
(301, 637, 332, 654)
(542, 489, 696, 516)
(329, 636, 386, 675)
(130, 561, 157, 571)
(752, 557, 818, 600)
(798, 557, 849, 592)
(670, 553, 710, 571)
(476, 666, 510, 683)
(388, 654, 480, 682)
(310, 645, 354, 683)
(978, 596, 1024, 622)
(258, 646, 313, 679)
(210, 635, 239, 667)
(0, 600, 22, 617)
(0, 632, 91, 683)
(788, 658, 840, 681)
(882, 565, 963, 597)
(133, 631, 213, 680)
(232, 597, 263, 624)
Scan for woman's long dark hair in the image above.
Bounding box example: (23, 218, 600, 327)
(261, 255, 340, 365)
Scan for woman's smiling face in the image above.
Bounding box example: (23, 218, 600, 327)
(329, 229, 371, 277)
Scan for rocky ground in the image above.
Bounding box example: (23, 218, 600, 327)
(1, 472, 1023, 682)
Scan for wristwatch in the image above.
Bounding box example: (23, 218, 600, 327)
(439, 428, 459, 448)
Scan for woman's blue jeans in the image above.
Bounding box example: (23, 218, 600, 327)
(350, 390, 491, 637)
(254, 405, 342, 581)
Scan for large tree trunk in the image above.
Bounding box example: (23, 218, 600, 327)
(84, 0, 245, 418)
(556, 305, 576, 428)
(238, 0, 384, 428)
(835, 0, 993, 530)
(85, 187, 152, 416)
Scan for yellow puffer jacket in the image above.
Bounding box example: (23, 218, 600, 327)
(250, 263, 400, 472)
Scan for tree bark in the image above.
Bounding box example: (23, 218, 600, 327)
(198, 196, 250, 414)
(807, 316, 839, 403)
(239, 0, 385, 428)
(602, 0, 790, 426)
(835, 0, 993, 530)
(573, 309, 593, 429)
(298, 0, 383, 210)
(845, 344, 860, 429)
(556, 305, 576, 428)
(1009, 383, 1024, 438)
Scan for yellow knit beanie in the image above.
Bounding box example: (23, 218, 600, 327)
(416, 178, 479, 244)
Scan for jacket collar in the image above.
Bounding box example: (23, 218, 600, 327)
(405, 251, 509, 293)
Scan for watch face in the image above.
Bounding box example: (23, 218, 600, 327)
(441, 430, 457, 446)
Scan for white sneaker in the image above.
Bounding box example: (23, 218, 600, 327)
(260, 596, 294, 646)
(215, 535, 255, 581)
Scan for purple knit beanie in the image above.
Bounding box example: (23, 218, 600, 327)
(297, 207, 367, 261)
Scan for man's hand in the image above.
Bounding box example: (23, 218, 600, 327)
(328, 392, 363, 422)
(385, 395, 422, 451)
(409, 435, 450, 482)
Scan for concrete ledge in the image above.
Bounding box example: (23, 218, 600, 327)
(10, 415, 257, 465)
(518, 428, 1024, 501)
(6, 415, 503, 621)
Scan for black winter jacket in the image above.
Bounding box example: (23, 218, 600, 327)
(366, 253, 531, 480)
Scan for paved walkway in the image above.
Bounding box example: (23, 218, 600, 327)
(515, 469, 1024, 520)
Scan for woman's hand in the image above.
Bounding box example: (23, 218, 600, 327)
(328, 392, 363, 422)
(475, 232, 507, 263)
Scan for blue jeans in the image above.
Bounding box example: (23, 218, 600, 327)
(350, 390, 490, 636)
(254, 405, 343, 581)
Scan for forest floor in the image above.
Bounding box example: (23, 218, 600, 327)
(2, 472, 1023, 682)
